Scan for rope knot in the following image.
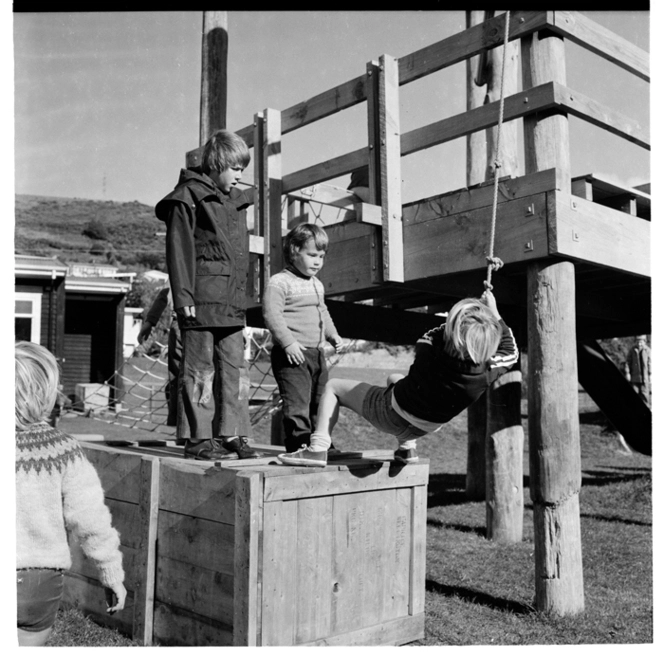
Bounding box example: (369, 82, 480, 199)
(486, 255, 504, 272)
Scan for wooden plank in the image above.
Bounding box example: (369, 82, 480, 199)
(402, 82, 557, 158)
(548, 191, 650, 278)
(159, 459, 238, 524)
(378, 54, 404, 283)
(158, 509, 235, 575)
(403, 168, 561, 226)
(404, 193, 549, 280)
(263, 108, 283, 284)
(199, 12, 228, 144)
(409, 485, 427, 615)
(132, 456, 160, 645)
(294, 496, 333, 644)
(551, 10, 649, 82)
(287, 183, 358, 210)
(81, 443, 142, 503)
(153, 601, 233, 646)
(356, 202, 382, 226)
(249, 234, 264, 255)
(552, 82, 649, 150)
(379, 488, 409, 622)
(155, 554, 234, 622)
(263, 461, 429, 502)
(398, 11, 547, 85)
(303, 612, 425, 646)
(282, 147, 367, 194)
(260, 499, 298, 645)
(233, 471, 262, 646)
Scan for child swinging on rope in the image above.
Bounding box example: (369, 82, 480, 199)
(279, 290, 518, 467)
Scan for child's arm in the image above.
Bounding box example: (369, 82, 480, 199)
(319, 287, 343, 353)
(165, 202, 197, 318)
(138, 287, 170, 343)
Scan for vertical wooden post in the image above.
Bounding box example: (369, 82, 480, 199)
(365, 59, 383, 283)
(485, 369, 524, 542)
(522, 30, 584, 614)
(200, 11, 228, 145)
(252, 112, 265, 303)
(377, 53, 404, 283)
(262, 108, 283, 290)
(132, 456, 160, 645)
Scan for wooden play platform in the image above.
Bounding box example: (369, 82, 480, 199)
(64, 442, 428, 646)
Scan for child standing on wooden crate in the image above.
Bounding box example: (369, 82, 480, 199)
(15, 341, 127, 646)
(156, 129, 259, 461)
(263, 223, 344, 453)
(279, 290, 518, 467)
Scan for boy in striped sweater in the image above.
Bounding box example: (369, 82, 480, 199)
(263, 223, 343, 453)
(279, 290, 518, 467)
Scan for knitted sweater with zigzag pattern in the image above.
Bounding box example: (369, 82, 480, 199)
(15, 423, 124, 587)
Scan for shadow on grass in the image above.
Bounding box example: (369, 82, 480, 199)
(581, 469, 651, 487)
(427, 517, 485, 538)
(425, 578, 534, 615)
(427, 473, 469, 508)
(579, 512, 651, 527)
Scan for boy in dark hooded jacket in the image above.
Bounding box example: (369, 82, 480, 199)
(155, 129, 259, 460)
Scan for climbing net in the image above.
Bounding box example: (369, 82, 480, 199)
(61, 327, 356, 439)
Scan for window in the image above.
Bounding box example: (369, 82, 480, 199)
(15, 293, 42, 343)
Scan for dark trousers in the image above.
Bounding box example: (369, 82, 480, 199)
(271, 344, 328, 452)
(178, 325, 250, 442)
(165, 318, 184, 431)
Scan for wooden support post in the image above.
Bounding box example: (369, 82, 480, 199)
(366, 59, 383, 283)
(377, 53, 404, 283)
(485, 369, 524, 542)
(262, 108, 283, 290)
(252, 112, 265, 303)
(527, 261, 584, 614)
(522, 30, 583, 614)
(199, 11, 228, 145)
(132, 456, 160, 645)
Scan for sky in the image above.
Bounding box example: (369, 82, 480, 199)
(10, 9, 651, 208)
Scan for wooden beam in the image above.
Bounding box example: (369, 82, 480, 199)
(548, 191, 650, 278)
(132, 456, 160, 645)
(550, 10, 649, 82)
(378, 54, 404, 283)
(199, 12, 228, 144)
(282, 147, 367, 194)
(263, 109, 283, 285)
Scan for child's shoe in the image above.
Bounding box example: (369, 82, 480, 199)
(222, 437, 260, 459)
(393, 447, 419, 464)
(278, 445, 328, 468)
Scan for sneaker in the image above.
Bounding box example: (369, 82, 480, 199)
(184, 439, 236, 461)
(394, 447, 419, 464)
(222, 437, 260, 459)
(278, 445, 328, 468)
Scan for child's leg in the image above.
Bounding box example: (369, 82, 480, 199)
(309, 378, 372, 451)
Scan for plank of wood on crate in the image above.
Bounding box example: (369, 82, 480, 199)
(81, 443, 143, 503)
(233, 471, 262, 647)
(263, 461, 429, 502)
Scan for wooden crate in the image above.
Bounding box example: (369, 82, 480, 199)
(63, 443, 429, 646)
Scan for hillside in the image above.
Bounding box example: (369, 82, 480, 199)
(14, 194, 166, 272)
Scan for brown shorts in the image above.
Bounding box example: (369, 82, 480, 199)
(361, 385, 428, 440)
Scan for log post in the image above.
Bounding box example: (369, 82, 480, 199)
(199, 11, 228, 145)
(522, 29, 584, 614)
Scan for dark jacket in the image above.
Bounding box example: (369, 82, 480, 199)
(393, 319, 518, 424)
(155, 168, 250, 329)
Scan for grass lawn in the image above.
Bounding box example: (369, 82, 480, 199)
(49, 368, 652, 646)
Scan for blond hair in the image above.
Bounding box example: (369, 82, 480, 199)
(201, 129, 251, 174)
(15, 341, 60, 430)
(443, 298, 501, 364)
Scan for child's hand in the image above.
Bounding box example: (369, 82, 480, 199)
(329, 335, 344, 353)
(137, 321, 153, 344)
(105, 582, 127, 614)
(285, 341, 305, 365)
(480, 290, 500, 319)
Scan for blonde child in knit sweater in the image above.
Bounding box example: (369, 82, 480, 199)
(263, 223, 343, 453)
(15, 341, 126, 646)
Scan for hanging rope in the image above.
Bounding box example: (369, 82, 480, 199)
(484, 9, 511, 291)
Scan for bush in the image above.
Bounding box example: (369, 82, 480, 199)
(83, 218, 109, 240)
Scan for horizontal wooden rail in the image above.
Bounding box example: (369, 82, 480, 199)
(550, 10, 649, 82)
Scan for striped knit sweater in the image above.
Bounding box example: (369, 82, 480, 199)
(15, 423, 124, 587)
(263, 267, 338, 349)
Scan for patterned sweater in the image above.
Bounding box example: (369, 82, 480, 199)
(263, 267, 338, 349)
(15, 423, 124, 587)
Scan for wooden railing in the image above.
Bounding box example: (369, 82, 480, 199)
(186, 10, 648, 292)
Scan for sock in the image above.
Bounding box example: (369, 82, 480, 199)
(397, 438, 417, 451)
(309, 431, 331, 451)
